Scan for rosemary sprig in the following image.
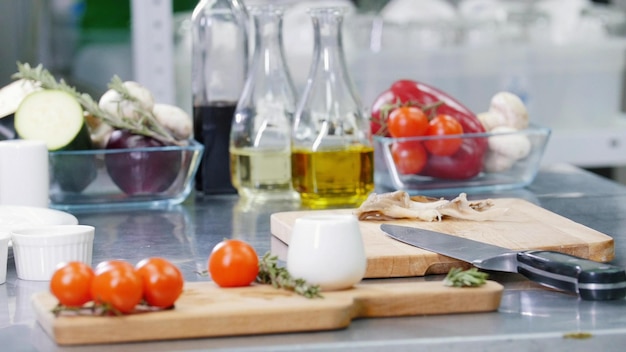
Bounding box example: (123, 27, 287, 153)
(256, 252, 323, 299)
(106, 76, 176, 141)
(12, 62, 179, 145)
(443, 267, 489, 287)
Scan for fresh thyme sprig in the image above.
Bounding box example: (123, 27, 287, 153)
(256, 252, 323, 299)
(443, 267, 489, 287)
(12, 62, 179, 145)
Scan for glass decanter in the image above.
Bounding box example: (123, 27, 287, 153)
(292, 7, 374, 209)
(230, 4, 299, 202)
(191, 0, 248, 195)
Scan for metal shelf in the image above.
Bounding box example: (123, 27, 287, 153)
(130, 0, 175, 105)
(128, 1, 626, 171)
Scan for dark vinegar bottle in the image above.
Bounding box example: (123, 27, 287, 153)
(193, 102, 238, 194)
(191, 0, 249, 194)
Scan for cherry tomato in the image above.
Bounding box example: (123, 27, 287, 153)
(387, 106, 429, 138)
(391, 141, 428, 175)
(91, 260, 143, 314)
(424, 114, 463, 156)
(208, 239, 259, 288)
(50, 261, 94, 307)
(135, 257, 184, 308)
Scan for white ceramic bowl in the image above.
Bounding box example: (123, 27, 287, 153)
(0, 231, 10, 284)
(11, 225, 95, 281)
(287, 214, 367, 291)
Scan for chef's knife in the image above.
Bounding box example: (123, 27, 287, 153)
(380, 224, 626, 301)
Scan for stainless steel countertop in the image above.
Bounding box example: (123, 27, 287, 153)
(2, 163, 626, 351)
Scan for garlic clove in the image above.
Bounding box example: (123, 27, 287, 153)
(488, 126, 532, 160)
(477, 111, 505, 132)
(98, 81, 155, 121)
(483, 150, 516, 173)
(152, 103, 193, 141)
(488, 91, 529, 130)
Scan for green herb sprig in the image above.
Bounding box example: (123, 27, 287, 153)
(12, 62, 179, 145)
(256, 253, 323, 299)
(443, 267, 489, 287)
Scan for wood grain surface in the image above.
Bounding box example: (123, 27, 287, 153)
(32, 280, 503, 345)
(270, 198, 615, 278)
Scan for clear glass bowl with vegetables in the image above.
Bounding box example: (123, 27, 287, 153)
(370, 80, 551, 195)
(9, 63, 203, 209)
(48, 141, 203, 209)
(373, 125, 551, 195)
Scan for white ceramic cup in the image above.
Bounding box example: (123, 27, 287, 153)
(11, 225, 94, 281)
(0, 231, 10, 284)
(287, 214, 367, 291)
(0, 140, 49, 208)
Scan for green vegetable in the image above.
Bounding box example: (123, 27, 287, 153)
(50, 153, 98, 193)
(15, 89, 92, 151)
(15, 89, 97, 193)
(12, 62, 179, 145)
(443, 267, 489, 287)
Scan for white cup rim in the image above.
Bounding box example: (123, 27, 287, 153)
(296, 214, 357, 223)
(11, 225, 94, 240)
(0, 140, 46, 147)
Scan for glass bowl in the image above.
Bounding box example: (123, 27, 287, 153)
(373, 125, 551, 195)
(48, 140, 204, 210)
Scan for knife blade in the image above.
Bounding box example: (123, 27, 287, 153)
(380, 224, 626, 301)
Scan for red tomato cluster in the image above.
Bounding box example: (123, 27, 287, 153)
(371, 79, 487, 179)
(50, 257, 184, 314)
(208, 239, 259, 288)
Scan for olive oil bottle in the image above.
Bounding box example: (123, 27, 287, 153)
(292, 7, 374, 209)
(292, 145, 374, 208)
(230, 4, 298, 202)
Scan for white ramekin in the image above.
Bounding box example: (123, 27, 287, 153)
(11, 225, 94, 281)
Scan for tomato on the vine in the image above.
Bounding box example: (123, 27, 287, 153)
(135, 257, 184, 308)
(50, 261, 94, 307)
(387, 106, 429, 138)
(424, 114, 463, 156)
(208, 239, 259, 288)
(91, 260, 143, 314)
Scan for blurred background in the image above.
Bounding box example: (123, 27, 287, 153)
(2, 0, 626, 180)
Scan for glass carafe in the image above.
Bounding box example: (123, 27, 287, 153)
(292, 7, 374, 209)
(191, 0, 248, 195)
(230, 4, 299, 202)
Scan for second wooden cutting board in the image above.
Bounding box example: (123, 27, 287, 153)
(270, 198, 615, 278)
(33, 280, 503, 345)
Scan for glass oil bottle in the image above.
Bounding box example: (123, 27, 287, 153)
(230, 4, 299, 202)
(292, 7, 374, 209)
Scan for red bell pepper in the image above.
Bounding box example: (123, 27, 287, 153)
(371, 79, 487, 180)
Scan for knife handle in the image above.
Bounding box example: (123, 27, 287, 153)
(516, 250, 626, 301)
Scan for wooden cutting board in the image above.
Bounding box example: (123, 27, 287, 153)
(32, 280, 503, 345)
(270, 198, 615, 278)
